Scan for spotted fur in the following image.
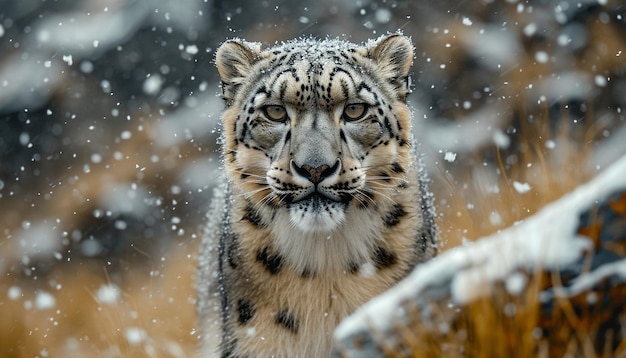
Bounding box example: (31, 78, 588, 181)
(198, 34, 438, 357)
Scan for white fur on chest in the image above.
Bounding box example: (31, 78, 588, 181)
(270, 207, 384, 275)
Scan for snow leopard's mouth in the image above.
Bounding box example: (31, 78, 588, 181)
(289, 192, 347, 212)
(304, 193, 337, 207)
(289, 191, 351, 206)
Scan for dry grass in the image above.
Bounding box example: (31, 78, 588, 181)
(435, 103, 595, 249)
(370, 268, 626, 358)
(0, 243, 198, 358)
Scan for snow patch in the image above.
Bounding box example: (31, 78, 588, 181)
(62, 54, 73, 66)
(566, 260, 626, 297)
(96, 284, 121, 305)
(80, 239, 103, 257)
(523, 23, 537, 37)
(80, 61, 94, 74)
(535, 51, 549, 63)
(461, 26, 520, 69)
(143, 74, 164, 95)
(120, 130, 132, 140)
(493, 130, 510, 149)
(125, 327, 147, 346)
(16, 221, 62, 262)
(150, 94, 221, 147)
(8, 286, 22, 300)
(594, 75, 607, 87)
(185, 44, 199, 55)
(90, 153, 103, 164)
(505, 272, 527, 295)
(19, 132, 30, 146)
(35, 291, 56, 310)
(98, 182, 150, 216)
(537, 71, 592, 101)
(375, 9, 391, 24)
(512, 181, 531, 194)
(443, 151, 457, 163)
(423, 104, 507, 153)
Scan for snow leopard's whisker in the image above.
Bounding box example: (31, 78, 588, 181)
(364, 175, 405, 183)
(353, 189, 378, 207)
(361, 185, 398, 205)
(239, 186, 271, 200)
(367, 181, 404, 194)
(256, 191, 276, 206)
(365, 178, 405, 189)
(256, 191, 287, 210)
(239, 179, 269, 187)
(229, 168, 267, 180)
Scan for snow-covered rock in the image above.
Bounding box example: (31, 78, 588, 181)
(333, 155, 626, 357)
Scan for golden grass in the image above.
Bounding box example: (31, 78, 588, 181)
(370, 268, 626, 358)
(0, 243, 199, 358)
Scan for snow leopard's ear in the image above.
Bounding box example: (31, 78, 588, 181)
(367, 34, 414, 101)
(216, 39, 262, 105)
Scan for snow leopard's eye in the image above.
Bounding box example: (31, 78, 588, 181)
(342, 103, 368, 122)
(262, 105, 288, 122)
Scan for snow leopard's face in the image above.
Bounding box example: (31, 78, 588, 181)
(216, 35, 414, 233)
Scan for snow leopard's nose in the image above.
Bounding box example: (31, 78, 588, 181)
(291, 160, 340, 184)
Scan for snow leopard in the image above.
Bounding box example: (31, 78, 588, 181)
(197, 33, 438, 357)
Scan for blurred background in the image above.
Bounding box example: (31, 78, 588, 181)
(0, 0, 624, 356)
